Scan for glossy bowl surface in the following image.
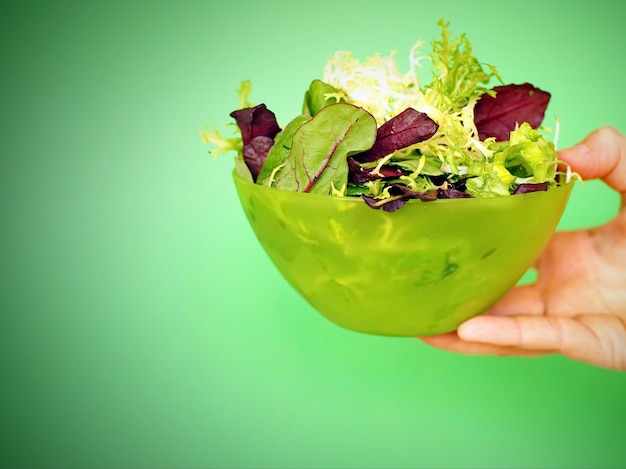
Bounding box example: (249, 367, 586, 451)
(234, 170, 573, 336)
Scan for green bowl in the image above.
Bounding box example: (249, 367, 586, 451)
(234, 170, 573, 336)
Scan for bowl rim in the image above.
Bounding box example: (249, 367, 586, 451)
(233, 168, 576, 206)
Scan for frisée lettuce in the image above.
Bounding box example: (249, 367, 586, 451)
(201, 19, 571, 211)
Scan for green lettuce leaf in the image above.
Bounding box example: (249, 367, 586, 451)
(258, 115, 311, 185)
(497, 122, 557, 183)
(466, 161, 512, 198)
(303, 79, 344, 116)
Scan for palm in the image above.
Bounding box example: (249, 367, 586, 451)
(529, 218, 626, 319)
(490, 217, 626, 368)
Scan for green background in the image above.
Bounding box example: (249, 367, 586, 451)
(2, 1, 625, 468)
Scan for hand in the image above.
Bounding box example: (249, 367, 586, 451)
(420, 126, 626, 370)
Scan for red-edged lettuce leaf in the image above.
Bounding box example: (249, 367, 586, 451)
(474, 83, 550, 141)
(353, 108, 439, 162)
(257, 115, 311, 185)
(230, 104, 281, 181)
(273, 103, 377, 194)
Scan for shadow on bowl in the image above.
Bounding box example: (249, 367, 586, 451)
(234, 170, 574, 336)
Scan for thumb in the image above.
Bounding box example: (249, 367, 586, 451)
(559, 126, 626, 196)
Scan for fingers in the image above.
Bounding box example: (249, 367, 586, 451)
(458, 315, 567, 349)
(457, 314, 626, 370)
(421, 314, 626, 369)
(419, 333, 549, 357)
(559, 126, 626, 195)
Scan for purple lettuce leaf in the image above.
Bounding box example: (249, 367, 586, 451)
(242, 136, 276, 183)
(361, 195, 408, 212)
(390, 184, 438, 202)
(474, 83, 551, 141)
(230, 104, 281, 181)
(347, 157, 407, 184)
(436, 187, 474, 199)
(353, 108, 439, 163)
(230, 104, 281, 144)
(361, 184, 439, 212)
(513, 182, 549, 194)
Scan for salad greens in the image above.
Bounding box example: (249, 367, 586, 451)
(201, 19, 570, 212)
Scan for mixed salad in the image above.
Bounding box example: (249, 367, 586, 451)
(202, 19, 571, 212)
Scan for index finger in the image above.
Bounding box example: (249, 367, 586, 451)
(558, 126, 626, 195)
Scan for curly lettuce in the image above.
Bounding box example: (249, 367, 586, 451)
(202, 19, 569, 211)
